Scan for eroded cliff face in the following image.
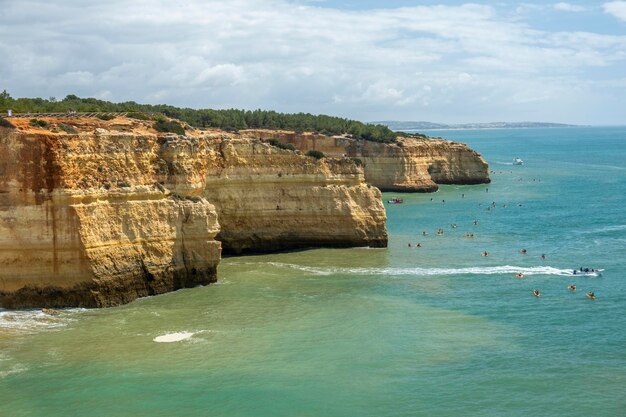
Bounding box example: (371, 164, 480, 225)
(356, 137, 490, 192)
(240, 129, 490, 192)
(0, 123, 221, 308)
(160, 137, 387, 253)
(0, 117, 387, 307)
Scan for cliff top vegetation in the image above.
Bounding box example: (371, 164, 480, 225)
(0, 90, 397, 143)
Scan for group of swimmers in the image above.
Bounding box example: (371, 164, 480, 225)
(531, 287, 595, 299)
(420, 192, 599, 301)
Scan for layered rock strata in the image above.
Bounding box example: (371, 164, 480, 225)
(0, 117, 387, 307)
(239, 129, 490, 192)
(161, 136, 387, 253)
(0, 123, 221, 308)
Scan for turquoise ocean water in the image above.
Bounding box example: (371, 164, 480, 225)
(1, 127, 625, 416)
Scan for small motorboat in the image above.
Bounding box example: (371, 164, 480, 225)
(388, 197, 403, 204)
(571, 268, 604, 277)
(513, 157, 524, 165)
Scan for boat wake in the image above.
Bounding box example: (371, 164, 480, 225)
(266, 263, 602, 277)
(574, 224, 626, 235)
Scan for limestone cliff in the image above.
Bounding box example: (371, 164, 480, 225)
(353, 137, 490, 192)
(160, 136, 387, 253)
(239, 129, 490, 192)
(0, 117, 387, 307)
(0, 121, 221, 308)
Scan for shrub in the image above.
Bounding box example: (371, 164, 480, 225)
(0, 118, 15, 129)
(306, 150, 325, 160)
(59, 123, 78, 134)
(117, 180, 131, 188)
(351, 157, 363, 166)
(126, 112, 149, 120)
(266, 139, 295, 151)
(29, 119, 49, 128)
(154, 119, 185, 135)
(96, 114, 115, 121)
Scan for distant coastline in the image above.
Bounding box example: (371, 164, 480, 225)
(376, 121, 582, 131)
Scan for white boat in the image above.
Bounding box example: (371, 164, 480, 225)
(388, 197, 403, 204)
(513, 157, 524, 165)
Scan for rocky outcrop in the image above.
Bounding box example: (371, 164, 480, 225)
(353, 137, 490, 192)
(0, 117, 387, 307)
(240, 129, 490, 192)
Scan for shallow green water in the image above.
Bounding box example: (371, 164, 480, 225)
(1, 127, 625, 416)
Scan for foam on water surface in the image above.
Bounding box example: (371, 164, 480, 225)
(0, 308, 85, 334)
(153, 332, 194, 343)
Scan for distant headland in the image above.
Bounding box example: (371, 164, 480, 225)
(375, 121, 581, 131)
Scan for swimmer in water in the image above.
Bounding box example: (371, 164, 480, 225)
(482, 251, 489, 257)
(532, 289, 541, 297)
(416, 243, 422, 248)
(568, 285, 576, 291)
(586, 292, 595, 300)
(516, 273, 524, 279)
(473, 220, 479, 225)
(541, 254, 546, 260)
(520, 249, 527, 254)
(422, 231, 428, 236)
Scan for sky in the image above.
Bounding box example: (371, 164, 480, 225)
(1, 1, 625, 124)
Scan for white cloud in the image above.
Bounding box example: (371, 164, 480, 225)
(604, 1, 626, 21)
(516, 3, 586, 14)
(0, 0, 624, 123)
(553, 2, 586, 12)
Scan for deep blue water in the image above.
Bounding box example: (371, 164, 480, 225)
(0, 127, 624, 417)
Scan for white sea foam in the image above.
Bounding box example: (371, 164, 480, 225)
(576, 224, 626, 234)
(153, 332, 194, 343)
(265, 263, 602, 277)
(0, 308, 85, 334)
(0, 364, 28, 379)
